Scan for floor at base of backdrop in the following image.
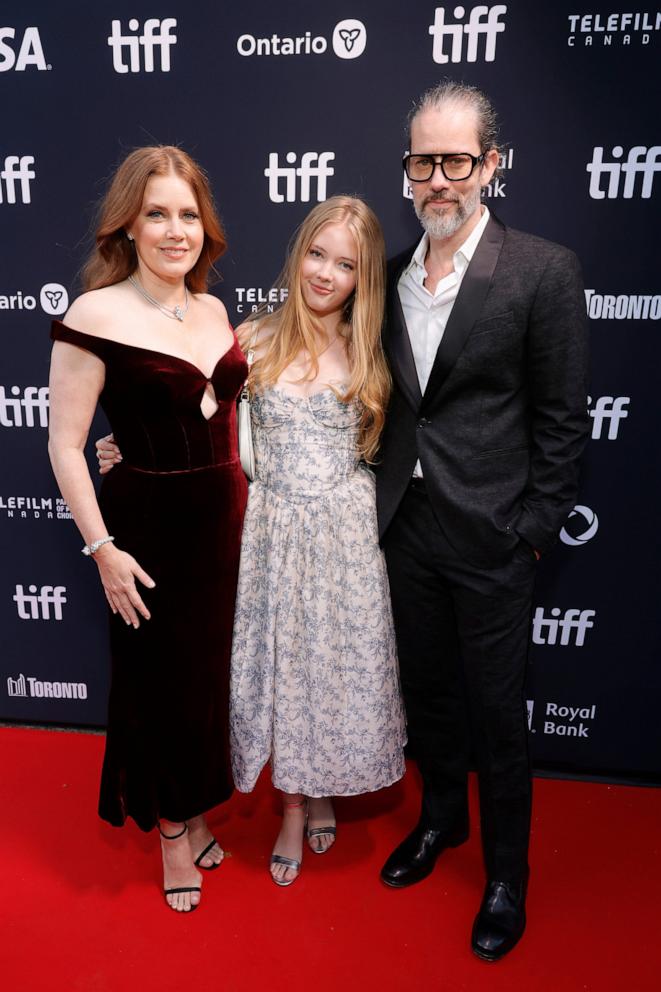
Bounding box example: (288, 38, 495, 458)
(1, 726, 658, 991)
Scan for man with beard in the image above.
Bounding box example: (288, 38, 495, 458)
(377, 82, 589, 961)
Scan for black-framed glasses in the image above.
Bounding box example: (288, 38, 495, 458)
(403, 152, 485, 183)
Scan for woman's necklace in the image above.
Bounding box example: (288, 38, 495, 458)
(128, 275, 189, 322)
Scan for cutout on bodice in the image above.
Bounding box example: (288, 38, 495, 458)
(200, 380, 219, 421)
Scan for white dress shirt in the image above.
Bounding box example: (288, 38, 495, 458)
(398, 206, 490, 477)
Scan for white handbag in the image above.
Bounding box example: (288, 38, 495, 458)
(238, 341, 256, 481)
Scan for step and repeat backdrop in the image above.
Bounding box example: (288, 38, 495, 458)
(1, 1, 659, 782)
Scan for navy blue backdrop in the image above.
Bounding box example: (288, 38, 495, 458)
(1, 1, 659, 783)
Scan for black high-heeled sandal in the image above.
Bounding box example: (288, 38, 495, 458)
(159, 823, 201, 912)
(193, 837, 224, 871)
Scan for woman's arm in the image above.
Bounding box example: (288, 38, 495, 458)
(48, 341, 155, 627)
(48, 341, 109, 542)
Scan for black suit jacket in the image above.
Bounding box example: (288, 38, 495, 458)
(376, 214, 590, 568)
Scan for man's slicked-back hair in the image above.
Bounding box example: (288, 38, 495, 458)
(407, 80, 500, 155)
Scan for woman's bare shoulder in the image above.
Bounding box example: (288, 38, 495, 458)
(62, 286, 127, 336)
(196, 292, 229, 323)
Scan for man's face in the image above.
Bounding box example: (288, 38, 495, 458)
(408, 104, 498, 240)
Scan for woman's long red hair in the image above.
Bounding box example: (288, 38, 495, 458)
(82, 146, 226, 293)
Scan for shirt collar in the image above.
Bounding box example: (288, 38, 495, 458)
(405, 205, 491, 278)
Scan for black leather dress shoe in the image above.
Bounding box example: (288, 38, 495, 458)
(471, 877, 527, 962)
(380, 821, 469, 888)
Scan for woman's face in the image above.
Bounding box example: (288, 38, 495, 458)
(300, 222, 358, 317)
(128, 172, 204, 285)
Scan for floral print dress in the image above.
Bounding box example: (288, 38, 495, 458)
(229, 385, 406, 797)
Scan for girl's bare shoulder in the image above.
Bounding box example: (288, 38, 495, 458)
(236, 317, 278, 354)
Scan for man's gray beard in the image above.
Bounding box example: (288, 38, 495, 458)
(415, 186, 482, 240)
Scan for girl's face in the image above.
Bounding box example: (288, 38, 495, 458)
(128, 172, 204, 285)
(299, 222, 358, 317)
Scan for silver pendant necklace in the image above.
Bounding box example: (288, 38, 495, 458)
(128, 275, 189, 322)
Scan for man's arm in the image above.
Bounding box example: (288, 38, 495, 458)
(515, 247, 590, 554)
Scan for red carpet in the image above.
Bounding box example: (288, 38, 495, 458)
(1, 726, 658, 991)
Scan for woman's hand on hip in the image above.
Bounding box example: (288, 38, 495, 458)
(96, 433, 122, 475)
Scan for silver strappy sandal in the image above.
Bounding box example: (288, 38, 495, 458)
(270, 798, 307, 886)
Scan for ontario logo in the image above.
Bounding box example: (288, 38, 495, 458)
(0, 282, 68, 314)
(237, 18, 367, 59)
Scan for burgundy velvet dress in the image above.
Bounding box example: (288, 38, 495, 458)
(51, 321, 248, 831)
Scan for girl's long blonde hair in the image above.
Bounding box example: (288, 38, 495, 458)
(246, 195, 390, 462)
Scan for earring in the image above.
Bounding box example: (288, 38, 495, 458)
(127, 232, 134, 242)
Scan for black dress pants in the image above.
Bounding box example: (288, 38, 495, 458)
(383, 481, 536, 883)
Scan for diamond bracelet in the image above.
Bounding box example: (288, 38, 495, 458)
(81, 535, 115, 557)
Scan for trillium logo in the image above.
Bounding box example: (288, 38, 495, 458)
(332, 19, 367, 59)
(40, 282, 68, 315)
(560, 505, 599, 547)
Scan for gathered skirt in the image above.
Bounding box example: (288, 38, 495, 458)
(230, 468, 406, 797)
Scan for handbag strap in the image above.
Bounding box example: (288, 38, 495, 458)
(240, 323, 260, 401)
(246, 321, 261, 368)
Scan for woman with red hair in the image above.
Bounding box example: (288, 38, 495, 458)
(48, 146, 247, 913)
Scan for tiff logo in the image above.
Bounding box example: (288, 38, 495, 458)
(0, 386, 49, 427)
(0, 27, 49, 71)
(589, 395, 629, 440)
(0, 155, 35, 204)
(108, 18, 177, 73)
(532, 608, 595, 647)
(7, 673, 27, 696)
(13, 584, 67, 621)
(587, 146, 661, 199)
(264, 152, 335, 203)
(429, 4, 507, 63)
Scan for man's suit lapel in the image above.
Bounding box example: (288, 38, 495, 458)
(384, 246, 423, 413)
(421, 214, 505, 408)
